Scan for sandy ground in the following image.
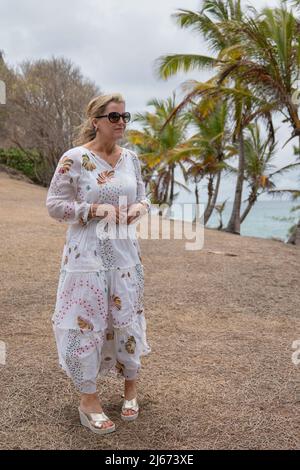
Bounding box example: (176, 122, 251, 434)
(0, 171, 299, 450)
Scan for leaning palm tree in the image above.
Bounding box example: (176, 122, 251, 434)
(216, 2, 300, 143)
(240, 121, 300, 223)
(267, 187, 300, 243)
(214, 1, 300, 239)
(214, 199, 229, 229)
(153, 80, 276, 233)
(181, 100, 236, 224)
(268, 139, 300, 244)
(153, 0, 270, 234)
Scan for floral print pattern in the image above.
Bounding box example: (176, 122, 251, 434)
(77, 315, 94, 331)
(97, 169, 115, 185)
(82, 153, 96, 171)
(111, 294, 122, 311)
(58, 156, 74, 174)
(46, 146, 152, 393)
(125, 335, 136, 354)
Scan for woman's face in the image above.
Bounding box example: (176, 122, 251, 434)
(94, 101, 127, 141)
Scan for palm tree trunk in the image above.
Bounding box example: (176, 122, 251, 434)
(204, 170, 222, 224)
(287, 136, 300, 245)
(169, 163, 175, 205)
(240, 200, 255, 224)
(204, 175, 214, 222)
(240, 189, 257, 223)
(194, 177, 199, 206)
(192, 175, 200, 223)
(225, 130, 245, 234)
(287, 219, 300, 245)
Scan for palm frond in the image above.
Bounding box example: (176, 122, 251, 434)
(153, 54, 218, 81)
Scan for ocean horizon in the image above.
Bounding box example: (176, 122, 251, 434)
(157, 200, 299, 242)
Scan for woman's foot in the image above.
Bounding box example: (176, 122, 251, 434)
(80, 393, 114, 430)
(123, 379, 138, 417)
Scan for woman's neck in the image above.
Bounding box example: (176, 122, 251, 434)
(86, 138, 119, 156)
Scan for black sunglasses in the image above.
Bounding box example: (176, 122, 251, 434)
(96, 112, 131, 123)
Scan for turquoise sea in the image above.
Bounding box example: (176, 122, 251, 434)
(160, 200, 299, 242)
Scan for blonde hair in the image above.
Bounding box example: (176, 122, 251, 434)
(73, 93, 125, 145)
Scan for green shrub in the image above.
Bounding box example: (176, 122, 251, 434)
(0, 147, 41, 183)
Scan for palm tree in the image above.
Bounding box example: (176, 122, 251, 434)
(267, 187, 300, 243)
(214, 1, 300, 239)
(268, 139, 300, 244)
(181, 100, 235, 224)
(126, 92, 192, 214)
(214, 199, 229, 229)
(153, 0, 270, 234)
(216, 2, 300, 142)
(154, 0, 300, 237)
(154, 0, 244, 81)
(240, 121, 300, 223)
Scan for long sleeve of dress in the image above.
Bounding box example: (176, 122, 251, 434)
(130, 150, 151, 213)
(46, 149, 91, 225)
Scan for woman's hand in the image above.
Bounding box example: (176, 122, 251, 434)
(89, 203, 128, 225)
(89, 202, 147, 225)
(126, 202, 148, 225)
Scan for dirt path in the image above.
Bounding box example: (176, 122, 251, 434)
(0, 172, 299, 450)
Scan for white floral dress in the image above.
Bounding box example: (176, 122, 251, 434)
(46, 145, 151, 393)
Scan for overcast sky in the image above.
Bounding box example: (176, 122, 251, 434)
(1, 0, 299, 200)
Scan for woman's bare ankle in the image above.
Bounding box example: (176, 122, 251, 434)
(124, 379, 137, 400)
(80, 392, 103, 413)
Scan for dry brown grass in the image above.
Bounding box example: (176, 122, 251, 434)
(0, 172, 299, 450)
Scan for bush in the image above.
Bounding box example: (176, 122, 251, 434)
(0, 147, 42, 183)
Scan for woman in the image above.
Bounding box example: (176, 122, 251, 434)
(46, 93, 152, 435)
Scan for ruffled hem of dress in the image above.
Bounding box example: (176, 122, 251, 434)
(53, 312, 151, 386)
(98, 312, 151, 379)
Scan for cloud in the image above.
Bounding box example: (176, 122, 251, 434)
(0, 0, 299, 201)
(0, 0, 206, 105)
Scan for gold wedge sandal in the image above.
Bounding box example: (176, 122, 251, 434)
(78, 407, 116, 435)
(121, 397, 139, 421)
